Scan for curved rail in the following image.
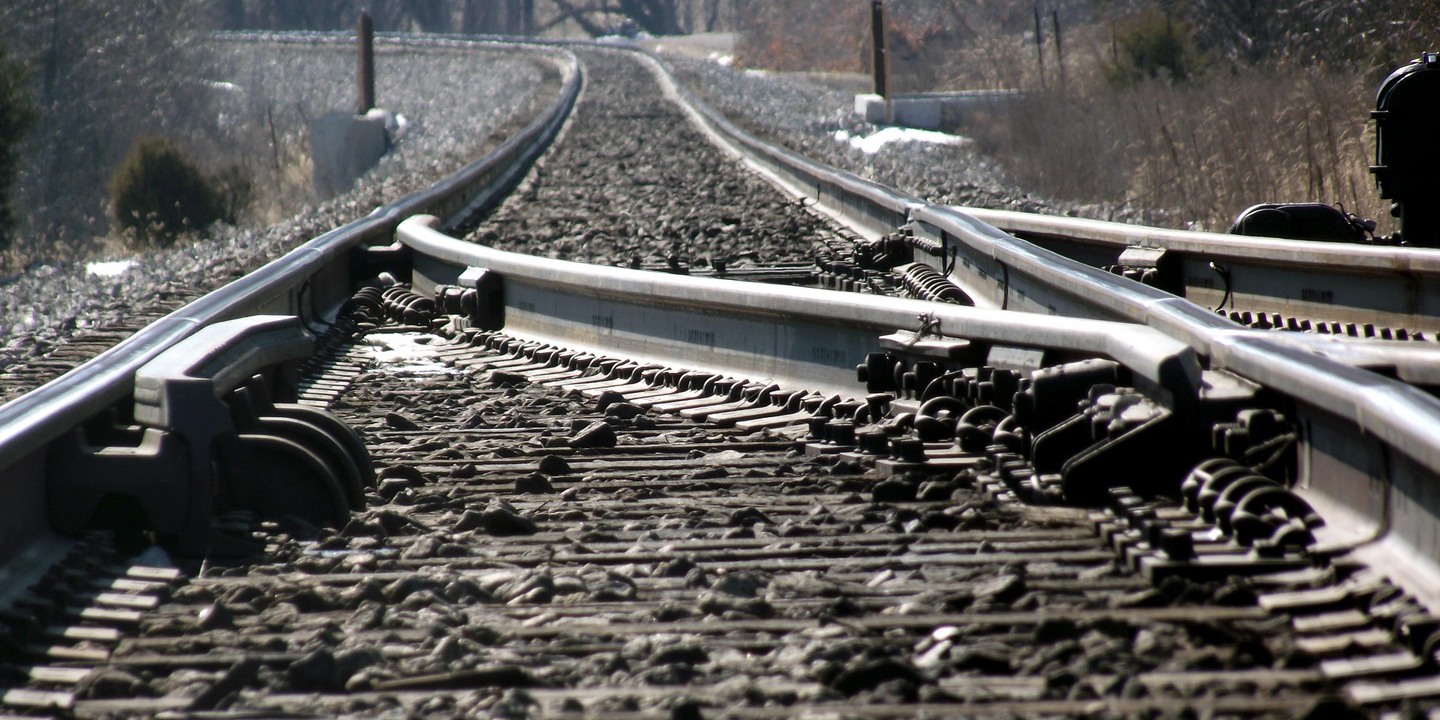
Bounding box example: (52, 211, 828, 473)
(0, 38, 581, 554)
(7, 37, 1440, 613)
(964, 207, 1440, 336)
(648, 50, 1440, 384)
(401, 214, 1200, 402)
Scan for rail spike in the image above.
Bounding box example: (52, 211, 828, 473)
(47, 315, 370, 557)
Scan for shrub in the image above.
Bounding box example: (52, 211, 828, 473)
(1105, 10, 1203, 87)
(109, 138, 229, 246)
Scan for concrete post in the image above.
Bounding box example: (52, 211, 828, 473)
(358, 12, 375, 114)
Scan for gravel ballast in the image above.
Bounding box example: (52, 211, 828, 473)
(0, 37, 548, 373)
(466, 48, 837, 267)
(661, 50, 1164, 224)
(3, 37, 1146, 385)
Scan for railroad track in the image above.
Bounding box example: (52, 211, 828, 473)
(5, 37, 1440, 719)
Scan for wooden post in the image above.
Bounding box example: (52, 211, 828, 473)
(871, 1, 888, 99)
(357, 12, 375, 114)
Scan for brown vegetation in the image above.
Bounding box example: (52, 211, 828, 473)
(0, 0, 745, 272)
(109, 138, 236, 247)
(215, 1, 743, 37)
(0, 0, 215, 268)
(734, 0, 1440, 234)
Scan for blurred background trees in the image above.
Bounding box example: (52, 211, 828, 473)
(0, 0, 747, 269)
(730, 0, 1437, 232)
(210, 0, 744, 36)
(0, 0, 215, 261)
(0, 44, 36, 251)
(0, 0, 1434, 269)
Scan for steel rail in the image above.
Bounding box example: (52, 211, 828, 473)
(0, 39, 581, 556)
(5, 37, 1440, 610)
(648, 51, 1440, 384)
(400, 214, 1200, 404)
(964, 206, 1440, 335)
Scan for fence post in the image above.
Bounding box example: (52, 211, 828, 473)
(871, 1, 892, 123)
(1052, 10, 1064, 93)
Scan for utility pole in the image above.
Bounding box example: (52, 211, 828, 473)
(357, 12, 375, 114)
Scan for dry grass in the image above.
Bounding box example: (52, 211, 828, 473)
(732, 1, 870, 73)
(733, 0, 1414, 235)
(959, 52, 1387, 232)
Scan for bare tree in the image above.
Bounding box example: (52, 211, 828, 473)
(1179, 0, 1439, 74)
(550, 0, 685, 36)
(0, 0, 214, 252)
(0, 43, 36, 250)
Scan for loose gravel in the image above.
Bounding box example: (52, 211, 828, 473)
(64, 308, 1336, 718)
(1, 38, 1163, 388)
(467, 48, 837, 268)
(662, 51, 1170, 225)
(0, 37, 547, 374)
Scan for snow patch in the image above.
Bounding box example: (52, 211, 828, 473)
(361, 332, 451, 375)
(708, 52, 734, 67)
(366, 108, 409, 141)
(86, 260, 135, 278)
(832, 127, 969, 154)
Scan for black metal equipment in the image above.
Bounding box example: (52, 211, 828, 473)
(1373, 52, 1440, 247)
(1228, 203, 1374, 244)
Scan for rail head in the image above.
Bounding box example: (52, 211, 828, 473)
(400, 214, 1201, 406)
(133, 315, 313, 430)
(0, 38, 581, 474)
(963, 206, 1440, 275)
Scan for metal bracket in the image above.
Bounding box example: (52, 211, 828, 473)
(47, 315, 370, 556)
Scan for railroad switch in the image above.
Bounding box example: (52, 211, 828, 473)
(1105, 244, 1183, 295)
(835, 327, 1296, 526)
(46, 316, 373, 557)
